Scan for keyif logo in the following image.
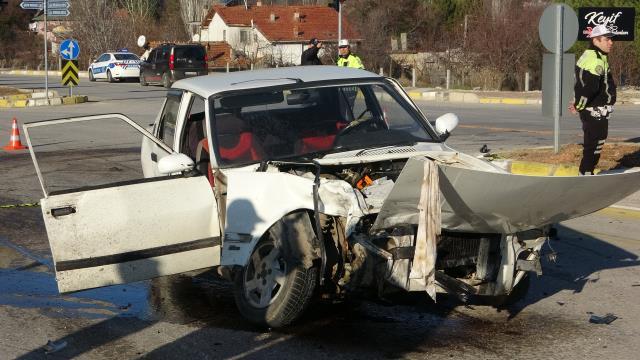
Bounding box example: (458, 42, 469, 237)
(578, 7, 635, 41)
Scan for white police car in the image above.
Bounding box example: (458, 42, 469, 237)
(88, 50, 141, 83)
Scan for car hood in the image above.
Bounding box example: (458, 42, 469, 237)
(372, 157, 640, 233)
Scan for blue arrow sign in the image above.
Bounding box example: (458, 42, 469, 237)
(60, 39, 80, 60)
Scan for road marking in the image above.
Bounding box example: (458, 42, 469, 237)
(598, 206, 640, 220)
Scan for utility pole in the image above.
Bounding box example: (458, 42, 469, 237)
(338, 1, 342, 43)
(44, 0, 48, 102)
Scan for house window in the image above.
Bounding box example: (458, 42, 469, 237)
(240, 30, 250, 44)
(223, 30, 226, 42)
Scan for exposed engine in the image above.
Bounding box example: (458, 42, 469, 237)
(267, 159, 527, 301)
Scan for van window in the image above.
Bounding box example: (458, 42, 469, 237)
(174, 46, 205, 60)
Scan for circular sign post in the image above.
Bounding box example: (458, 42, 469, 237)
(539, 4, 578, 153)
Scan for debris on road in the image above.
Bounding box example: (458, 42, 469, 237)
(43, 340, 67, 354)
(589, 313, 618, 325)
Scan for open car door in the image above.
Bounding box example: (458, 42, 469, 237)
(24, 114, 221, 293)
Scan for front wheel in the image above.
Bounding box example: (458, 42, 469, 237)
(234, 236, 317, 328)
(107, 70, 115, 83)
(89, 70, 95, 82)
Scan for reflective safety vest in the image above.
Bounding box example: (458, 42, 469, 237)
(337, 54, 364, 69)
(574, 48, 616, 111)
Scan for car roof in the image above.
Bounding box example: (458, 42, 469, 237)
(172, 66, 382, 98)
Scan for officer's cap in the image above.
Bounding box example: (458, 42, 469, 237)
(588, 25, 614, 38)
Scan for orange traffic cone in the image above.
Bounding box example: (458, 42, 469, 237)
(3, 117, 28, 151)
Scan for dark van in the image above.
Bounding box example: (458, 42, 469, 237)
(140, 43, 208, 88)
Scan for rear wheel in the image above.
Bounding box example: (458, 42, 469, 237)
(107, 70, 115, 83)
(89, 70, 95, 82)
(162, 72, 172, 88)
(234, 234, 317, 328)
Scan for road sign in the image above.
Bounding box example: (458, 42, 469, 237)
(62, 60, 79, 86)
(47, 1, 69, 10)
(539, 4, 579, 53)
(538, 3, 579, 154)
(47, 9, 69, 17)
(542, 53, 575, 118)
(59, 39, 79, 60)
(20, 1, 42, 9)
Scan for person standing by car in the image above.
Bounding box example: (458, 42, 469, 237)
(337, 39, 364, 69)
(569, 24, 616, 175)
(301, 38, 323, 65)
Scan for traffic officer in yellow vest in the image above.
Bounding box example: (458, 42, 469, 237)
(570, 24, 616, 175)
(337, 39, 364, 69)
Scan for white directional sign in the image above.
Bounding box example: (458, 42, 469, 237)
(20, 0, 70, 12)
(20, 1, 43, 9)
(47, 2, 69, 9)
(47, 9, 70, 17)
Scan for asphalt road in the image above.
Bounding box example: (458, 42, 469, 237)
(1, 74, 640, 359)
(2, 74, 640, 155)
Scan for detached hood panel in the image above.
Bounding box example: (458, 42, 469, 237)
(372, 157, 640, 233)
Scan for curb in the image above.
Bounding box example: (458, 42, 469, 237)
(492, 159, 597, 176)
(0, 69, 89, 79)
(0, 94, 88, 108)
(406, 90, 542, 105)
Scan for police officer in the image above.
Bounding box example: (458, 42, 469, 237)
(337, 39, 364, 69)
(570, 24, 616, 175)
(301, 38, 323, 65)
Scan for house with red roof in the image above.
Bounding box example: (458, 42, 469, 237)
(197, 4, 360, 65)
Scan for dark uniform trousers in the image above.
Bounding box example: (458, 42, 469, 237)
(579, 110, 609, 175)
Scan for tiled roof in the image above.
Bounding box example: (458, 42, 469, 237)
(202, 5, 360, 43)
(203, 41, 234, 68)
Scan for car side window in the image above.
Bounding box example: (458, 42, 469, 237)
(158, 90, 183, 149)
(182, 95, 207, 160)
(99, 54, 110, 62)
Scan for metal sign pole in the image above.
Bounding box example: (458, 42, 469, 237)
(553, 5, 563, 154)
(338, 1, 342, 43)
(44, 0, 48, 103)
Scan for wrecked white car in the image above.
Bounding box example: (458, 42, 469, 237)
(24, 66, 640, 328)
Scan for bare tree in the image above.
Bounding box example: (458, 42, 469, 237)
(179, 0, 215, 38)
(118, 0, 159, 26)
(72, 0, 133, 64)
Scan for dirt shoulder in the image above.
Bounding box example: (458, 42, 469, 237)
(0, 87, 22, 97)
(497, 143, 640, 171)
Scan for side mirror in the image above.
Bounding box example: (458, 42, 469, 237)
(157, 153, 195, 174)
(434, 113, 459, 141)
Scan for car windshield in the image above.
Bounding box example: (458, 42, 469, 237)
(114, 53, 139, 60)
(209, 82, 437, 166)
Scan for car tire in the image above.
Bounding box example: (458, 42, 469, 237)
(89, 70, 95, 82)
(233, 230, 318, 328)
(140, 73, 148, 86)
(162, 72, 172, 88)
(107, 70, 115, 83)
